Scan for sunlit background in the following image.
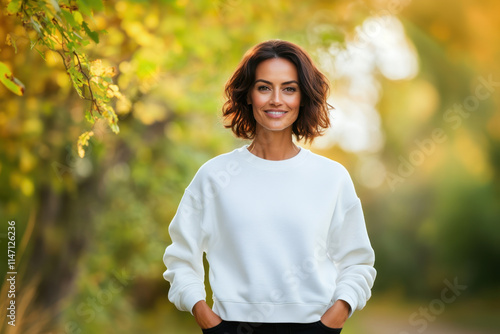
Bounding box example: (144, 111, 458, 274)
(1, 0, 499, 333)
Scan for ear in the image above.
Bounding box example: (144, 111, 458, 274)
(247, 93, 251, 105)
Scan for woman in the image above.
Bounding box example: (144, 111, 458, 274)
(163, 39, 376, 334)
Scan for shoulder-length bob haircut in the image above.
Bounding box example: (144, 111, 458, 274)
(222, 39, 332, 143)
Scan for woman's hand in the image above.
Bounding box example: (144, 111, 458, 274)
(192, 300, 223, 329)
(320, 299, 350, 328)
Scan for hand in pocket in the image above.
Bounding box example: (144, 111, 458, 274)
(193, 300, 223, 330)
(316, 320, 343, 333)
(201, 320, 226, 333)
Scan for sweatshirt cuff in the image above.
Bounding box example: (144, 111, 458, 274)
(333, 289, 357, 318)
(182, 288, 206, 315)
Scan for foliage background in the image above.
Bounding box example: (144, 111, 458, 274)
(0, 0, 499, 333)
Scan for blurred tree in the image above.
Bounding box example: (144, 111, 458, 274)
(2, 0, 123, 158)
(1, 0, 499, 333)
(0, 0, 361, 332)
(365, 0, 500, 297)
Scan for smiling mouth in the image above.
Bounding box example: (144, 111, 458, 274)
(265, 111, 287, 116)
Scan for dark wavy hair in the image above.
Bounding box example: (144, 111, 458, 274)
(222, 39, 332, 143)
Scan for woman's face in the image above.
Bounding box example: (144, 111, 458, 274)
(247, 57, 302, 136)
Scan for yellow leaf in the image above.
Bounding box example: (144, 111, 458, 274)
(90, 59, 116, 77)
(103, 66, 116, 77)
(77, 131, 94, 158)
(90, 59, 104, 76)
(73, 11, 84, 25)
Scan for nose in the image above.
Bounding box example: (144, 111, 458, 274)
(270, 90, 282, 105)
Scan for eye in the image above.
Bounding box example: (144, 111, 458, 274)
(257, 85, 270, 91)
(284, 87, 297, 92)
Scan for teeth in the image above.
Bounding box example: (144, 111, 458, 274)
(266, 111, 286, 115)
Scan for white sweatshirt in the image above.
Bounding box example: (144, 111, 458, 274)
(163, 144, 376, 323)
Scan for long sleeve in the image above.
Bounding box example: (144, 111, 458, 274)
(327, 178, 376, 317)
(163, 188, 207, 314)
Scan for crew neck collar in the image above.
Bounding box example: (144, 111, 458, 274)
(237, 144, 310, 171)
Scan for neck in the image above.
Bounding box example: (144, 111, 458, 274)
(248, 128, 299, 161)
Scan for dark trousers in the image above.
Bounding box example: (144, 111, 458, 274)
(201, 320, 342, 334)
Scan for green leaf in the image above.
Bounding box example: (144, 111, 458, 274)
(79, 0, 104, 12)
(76, 1, 91, 18)
(6, 0, 22, 14)
(0, 62, 25, 96)
(76, 0, 103, 16)
(67, 41, 76, 52)
(82, 22, 99, 43)
(61, 9, 78, 28)
(85, 110, 96, 123)
(68, 66, 85, 98)
(99, 103, 120, 134)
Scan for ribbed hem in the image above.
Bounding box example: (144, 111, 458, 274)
(237, 144, 310, 171)
(213, 300, 328, 323)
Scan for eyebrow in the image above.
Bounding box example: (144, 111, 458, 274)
(254, 79, 299, 86)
